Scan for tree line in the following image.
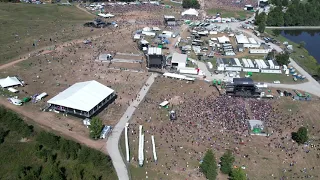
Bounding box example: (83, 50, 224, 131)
(200, 149, 246, 180)
(267, 0, 320, 26)
(0, 106, 116, 180)
(182, 0, 200, 9)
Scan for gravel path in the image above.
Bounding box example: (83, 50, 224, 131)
(106, 73, 158, 180)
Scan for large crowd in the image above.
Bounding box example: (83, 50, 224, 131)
(207, 0, 259, 9)
(128, 78, 319, 179)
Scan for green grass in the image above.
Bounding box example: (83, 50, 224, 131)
(161, 0, 182, 7)
(206, 8, 253, 19)
(240, 72, 306, 84)
(265, 29, 319, 76)
(0, 3, 94, 65)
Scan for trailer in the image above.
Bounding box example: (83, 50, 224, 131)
(247, 59, 254, 68)
(242, 58, 249, 68)
(268, 60, 275, 69)
(234, 58, 242, 67)
(36, 92, 48, 101)
(100, 125, 112, 139)
(254, 59, 262, 69)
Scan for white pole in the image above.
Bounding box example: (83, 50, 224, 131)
(125, 123, 130, 162)
(138, 125, 144, 166)
(151, 135, 157, 162)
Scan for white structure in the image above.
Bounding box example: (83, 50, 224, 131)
(47, 80, 115, 117)
(242, 58, 249, 68)
(235, 34, 249, 44)
(181, 8, 199, 16)
(138, 125, 144, 167)
(178, 67, 198, 75)
(159, 101, 169, 107)
(171, 53, 187, 68)
(234, 58, 242, 67)
(225, 66, 241, 71)
(247, 59, 255, 68)
(142, 31, 156, 36)
(8, 87, 19, 93)
(133, 34, 141, 40)
(98, 13, 114, 18)
(259, 59, 268, 69)
(163, 73, 195, 81)
(217, 36, 230, 43)
(268, 60, 275, 69)
(207, 62, 213, 69)
(161, 31, 173, 38)
(36, 92, 48, 101)
(151, 135, 158, 162)
(0, 76, 22, 88)
(255, 59, 262, 69)
(147, 47, 162, 55)
(249, 49, 271, 54)
(125, 123, 130, 162)
(261, 69, 282, 74)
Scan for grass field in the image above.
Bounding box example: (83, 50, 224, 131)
(265, 29, 319, 76)
(0, 3, 94, 65)
(240, 72, 306, 84)
(206, 8, 253, 19)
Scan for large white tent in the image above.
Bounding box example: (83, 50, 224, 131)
(217, 36, 230, 43)
(48, 80, 115, 117)
(235, 34, 250, 44)
(181, 8, 199, 16)
(0, 76, 22, 88)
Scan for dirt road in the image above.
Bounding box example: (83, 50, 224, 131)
(0, 99, 107, 153)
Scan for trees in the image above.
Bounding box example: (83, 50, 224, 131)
(220, 150, 235, 175)
(230, 168, 246, 180)
(182, 0, 200, 9)
(0, 128, 8, 144)
(275, 52, 290, 66)
(89, 117, 103, 139)
(258, 23, 266, 33)
(266, 7, 284, 26)
(292, 127, 308, 144)
(298, 41, 306, 49)
(200, 149, 218, 180)
(272, 29, 281, 37)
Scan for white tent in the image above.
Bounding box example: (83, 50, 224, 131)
(0, 76, 22, 88)
(181, 8, 199, 16)
(47, 80, 114, 112)
(217, 36, 230, 43)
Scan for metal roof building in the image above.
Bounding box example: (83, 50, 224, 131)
(235, 34, 250, 44)
(171, 53, 187, 68)
(146, 47, 164, 68)
(47, 80, 115, 117)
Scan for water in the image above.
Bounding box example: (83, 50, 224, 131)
(281, 30, 320, 63)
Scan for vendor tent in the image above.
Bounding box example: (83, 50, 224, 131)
(0, 76, 22, 88)
(181, 9, 199, 16)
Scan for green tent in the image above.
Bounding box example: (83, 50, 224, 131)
(217, 80, 221, 85)
(252, 128, 261, 134)
(158, 44, 163, 48)
(213, 79, 217, 85)
(247, 72, 252, 76)
(22, 97, 31, 103)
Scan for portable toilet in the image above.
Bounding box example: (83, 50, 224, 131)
(22, 97, 31, 103)
(217, 80, 221, 85)
(293, 73, 297, 78)
(213, 79, 217, 85)
(290, 68, 295, 74)
(247, 72, 253, 76)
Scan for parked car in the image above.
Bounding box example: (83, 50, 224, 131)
(276, 90, 281, 95)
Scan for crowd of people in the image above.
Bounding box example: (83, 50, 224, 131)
(128, 78, 319, 179)
(207, 0, 259, 10)
(104, 4, 166, 14)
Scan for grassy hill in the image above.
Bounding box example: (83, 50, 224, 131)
(0, 3, 94, 65)
(0, 106, 117, 180)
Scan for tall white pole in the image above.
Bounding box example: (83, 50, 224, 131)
(138, 125, 144, 167)
(151, 135, 157, 162)
(125, 123, 130, 162)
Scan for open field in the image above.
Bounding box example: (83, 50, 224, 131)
(124, 77, 320, 180)
(0, 11, 154, 153)
(0, 3, 96, 65)
(265, 29, 319, 76)
(240, 72, 307, 84)
(206, 8, 253, 19)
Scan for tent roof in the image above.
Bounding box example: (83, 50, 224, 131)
(0, 76, 22, 88)
(47, 80, 114, 112)
(217, 36, 230, 43)
(148, 47, 162, 55)
(172, 53, 187, 64)
(181, 8, 199, 16)
(235, 34, 250, 44)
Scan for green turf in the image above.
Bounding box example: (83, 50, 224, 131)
(240, 72, 306, 84)
(265, 29, 319, 76)
(0, 3, 94, 65)
(206, 8, 253, 19)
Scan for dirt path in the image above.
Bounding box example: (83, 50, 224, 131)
(0, 98, 107, 153)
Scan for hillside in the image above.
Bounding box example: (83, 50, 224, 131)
(0, 3, 94, 65)
(0, 106, 117, 180)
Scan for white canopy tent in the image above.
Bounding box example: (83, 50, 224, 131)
(181, 8, 199, 16)
(48, 80, 115, 117)
(0, 76, 22, 88)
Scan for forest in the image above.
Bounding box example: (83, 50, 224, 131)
(266, 0, 320, 26)
(0, 106, 116, 180)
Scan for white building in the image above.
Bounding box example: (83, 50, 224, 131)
(217, 36, 230, 44)
(171, 53, 187, 68)
(47, 80, 115, 117)
(181, 8, 199, 16)
(249, 49, 271, 54)
(235, 34, 249, 44)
